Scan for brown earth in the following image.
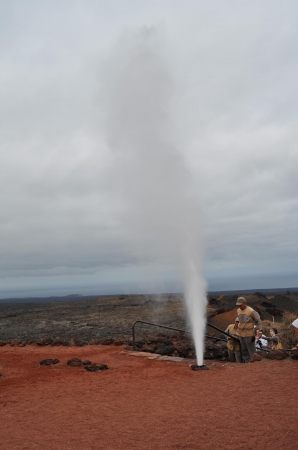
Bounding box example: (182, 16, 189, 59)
(0, 344, 297, 450)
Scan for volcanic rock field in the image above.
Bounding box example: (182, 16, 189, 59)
(0, 291, 297, 358)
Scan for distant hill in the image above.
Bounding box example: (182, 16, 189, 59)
(0, 294, 99, 304)
(0, 287, 297, 306)
(208, 287, 298, 296)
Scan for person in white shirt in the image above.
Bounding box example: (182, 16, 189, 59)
(292, 316, 298, 350)
(255, 329, 267, 351)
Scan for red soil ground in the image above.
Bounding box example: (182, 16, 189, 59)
(0, 345, 297, 450)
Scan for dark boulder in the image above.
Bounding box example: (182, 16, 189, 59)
(84, 363, 108, 372)
(156, 336, 173, 346)
(67, 358, 83, 366)
(100, 338, 114, 345)
(39, 358, 60, 365)
(155, 343, 176, 356)
(89, 339, 101, 345)
(204, 342, 228, 360)
(9, 339, 26, 347)
(174, 341, 195, 358)
(51, 338, 70, 346)
(265, 350, 289, 360)
(114, 339, 125, 346)
(36, 337, 53, 346)
(72, 338, 88, 347)
(250, 353, 264, 362)
(135, 339, 146, 348)
(142, 343, 157, 353)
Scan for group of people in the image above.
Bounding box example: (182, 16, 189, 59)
(225, 296, 298, 363)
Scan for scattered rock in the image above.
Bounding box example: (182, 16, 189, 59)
(97, 364, 108, 370)
(204, 342, 228, 361)
(250, 353, 264, 362)
(142, 343, 157, 353)
(155, 343, 176, 356)
(101, 338, 114, 345)
(135, 339, 146, 348)
(36, 338, 53, 346)
(114, 339, 125, 346)
(89, 339, 101, 345)
(82, 360, 92, 365)
(84, 363, 108, 372)
(51, 338, 70, 346)
(265, 350, 289, 360)
(9, 339, 26, 347)
(156, 336, 173, 345)
(67, 358, 83, 366)
(173, 341, 195, 358)
(72, 338, 88, 347)
(39, 358, 60, 365)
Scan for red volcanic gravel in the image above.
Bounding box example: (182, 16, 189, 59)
(0, 345, 297, 450)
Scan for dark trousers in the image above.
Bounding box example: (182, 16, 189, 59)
(228, 349, 242, 363)
(239, 336, 256, 363)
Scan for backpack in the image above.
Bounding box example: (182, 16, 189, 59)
(274, 340, 283, 350)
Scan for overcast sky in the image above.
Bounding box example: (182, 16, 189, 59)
(1, 0, 298, 298)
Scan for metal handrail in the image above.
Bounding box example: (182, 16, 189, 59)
(132, 320, 191, 350)
(132, 320, 239, 351)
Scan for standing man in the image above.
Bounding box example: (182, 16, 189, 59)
(225, 318, 242, 363)
(236, 296, 262, 363)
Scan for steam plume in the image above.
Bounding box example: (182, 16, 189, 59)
(101, 27, 207, 365)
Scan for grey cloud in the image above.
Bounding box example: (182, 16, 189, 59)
(1, 1, 298, 297)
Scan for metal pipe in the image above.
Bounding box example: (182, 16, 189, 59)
(206, 322, 239, 341)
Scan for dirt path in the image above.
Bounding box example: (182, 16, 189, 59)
(0, 345, 297, 449)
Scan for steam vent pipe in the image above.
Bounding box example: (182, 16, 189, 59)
(189, 322, 240, 371)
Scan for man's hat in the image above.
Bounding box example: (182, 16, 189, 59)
(236, 296, 246, 305)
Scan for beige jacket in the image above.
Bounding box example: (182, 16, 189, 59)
(225, 324, 241, 351)
(236, 306, 262, 338)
